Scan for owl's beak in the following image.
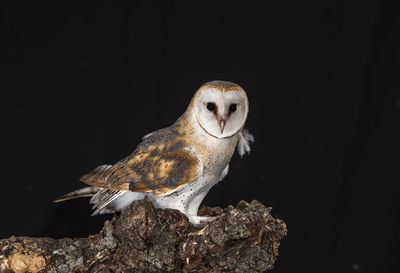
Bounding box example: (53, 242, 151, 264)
(216, 116, 226, 134)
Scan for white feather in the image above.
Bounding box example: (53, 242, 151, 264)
(112, 191, 147, 211)
(91, 191, 147, 215)
(91, 190, 125, 215)
(237, 128, 254, 157)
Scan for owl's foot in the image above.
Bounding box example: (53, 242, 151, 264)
(188, 215, 218, 227)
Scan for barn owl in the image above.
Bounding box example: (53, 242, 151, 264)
(54, 80, 254, 226)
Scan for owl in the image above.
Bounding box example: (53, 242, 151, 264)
(54, 80, 254, 226)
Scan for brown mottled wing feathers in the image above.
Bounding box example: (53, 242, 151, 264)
(80, 130, 201, 196)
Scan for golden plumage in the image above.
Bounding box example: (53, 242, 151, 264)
(80, 131, 201, 196)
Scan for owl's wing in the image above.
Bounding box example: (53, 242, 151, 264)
(80, 138, 202, 196)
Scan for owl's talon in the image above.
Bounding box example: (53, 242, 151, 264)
(200, 216, 217, 226)
(189, 215, 218, 227)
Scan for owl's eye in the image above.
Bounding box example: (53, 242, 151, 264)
(206, 102, 216, 111)
(229, 103, 237, 112)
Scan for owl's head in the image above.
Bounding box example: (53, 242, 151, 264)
(192, 80, 249, 139)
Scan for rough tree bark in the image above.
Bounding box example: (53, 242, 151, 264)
(0, 199, 287, 273)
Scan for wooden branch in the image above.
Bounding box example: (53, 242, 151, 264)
(0, 199, 287, 273)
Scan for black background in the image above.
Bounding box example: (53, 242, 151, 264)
(2, 1, 400, 272)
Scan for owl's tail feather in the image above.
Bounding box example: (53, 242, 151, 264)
(53, 187, 100, 203)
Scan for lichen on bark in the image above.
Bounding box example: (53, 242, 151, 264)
(0, 199, 287, 272)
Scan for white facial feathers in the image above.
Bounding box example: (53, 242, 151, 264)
(194, 85, 249, 138)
